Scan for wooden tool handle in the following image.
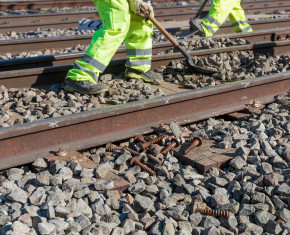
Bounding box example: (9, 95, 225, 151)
(149, 15, 179, 47)
(194, 0, 209, 20)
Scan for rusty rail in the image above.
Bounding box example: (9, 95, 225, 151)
(0, 40, 290, 89)
(0, 70, 288, 170)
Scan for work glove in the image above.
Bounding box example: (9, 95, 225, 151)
(129, 0, 153, 20)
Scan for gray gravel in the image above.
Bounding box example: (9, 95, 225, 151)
(0, 89, 289, 234)
(0, 28, 94, 40)
(0, 44, 89, 60)
(158, 52, 290, 88)
(0, 74, 164, 128)
(0, 37, 248, 60)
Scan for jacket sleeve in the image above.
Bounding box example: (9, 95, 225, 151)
(128, 0, 139, 14)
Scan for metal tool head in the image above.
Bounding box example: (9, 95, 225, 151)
(189, 60, 218, 74)
(176, 45, 217, 74)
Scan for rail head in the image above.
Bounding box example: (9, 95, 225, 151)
(0, 71, 289, 141)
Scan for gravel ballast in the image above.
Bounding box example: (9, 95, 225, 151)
(0, 37, 248, 60)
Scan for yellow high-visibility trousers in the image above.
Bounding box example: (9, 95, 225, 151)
(201, 0, 252, 37)
(66, 0, 153, 83)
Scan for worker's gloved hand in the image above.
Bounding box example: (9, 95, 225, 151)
(129, 0, 153, 20)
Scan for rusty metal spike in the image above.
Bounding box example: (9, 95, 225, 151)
(134, 135, 146, 143)
(106, 147, 122, 152)
(123, 147, 139, 156)
(148, 134, 166, 145)
(192, 204, 230, 218)
(138, 134, 167, 151)
(147, 154, 163, 166)
(161, 138, 179, 155)
(183, 136, 202, 154)
(130, 157, 156, 176)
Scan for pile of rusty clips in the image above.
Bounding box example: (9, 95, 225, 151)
(106, 132, 203, 177)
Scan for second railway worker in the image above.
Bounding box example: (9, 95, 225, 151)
(64, 0, 162, 94)
(190, 0, 252, 37)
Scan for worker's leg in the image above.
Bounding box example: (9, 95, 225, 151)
(65, 0, 130, 93)
(124, 12, 162, 82)
(200, 0, 239, 37)
(229, 0, 253, 33)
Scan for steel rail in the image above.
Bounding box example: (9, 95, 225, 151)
(1, 27, 290, 72)
(0, 70, 288, 170)
(0, 17, 289, 56)
(0, 40, 290, 89)
(1, 1, 290, 25)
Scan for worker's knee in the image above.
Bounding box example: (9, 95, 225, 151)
(107, 21, 130, 39)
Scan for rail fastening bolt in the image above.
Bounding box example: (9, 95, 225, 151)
(123, 147, 139, 156)
(161, 138, 180, 155)
(192, 204, 230, 218)
(134, 135, 147, 143)
(130, 157, 156, 176)
(183, 137, 202, 154)
(106, 147, 123, 152)
(138, 134, 166, 151)
(147, 154, 163, 166)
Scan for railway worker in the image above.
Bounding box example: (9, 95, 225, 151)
(64, 0, 161, 94)
(190, 0, 252, 37)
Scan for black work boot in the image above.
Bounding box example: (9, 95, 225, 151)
(189, 19, 206, 37)
(125, 68, 163, 83)
(64, 79, 107, 94)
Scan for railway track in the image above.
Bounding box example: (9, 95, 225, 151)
(0, 39, 289, 170)
(0, 2, 290, 33)
(2, 40, 290, 89)
(0, 3, 289, 234)
(0, 0, 288, 11)
(0, 73, 288, 170)
(1, 1, 290, 26)
(0, 18, 289, 56)
(1, 27, 290, 72)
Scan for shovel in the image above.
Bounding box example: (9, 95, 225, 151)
(194, 0, 209, 22)
(186, 0, 209, 37)
(149, 15, 217, 74)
